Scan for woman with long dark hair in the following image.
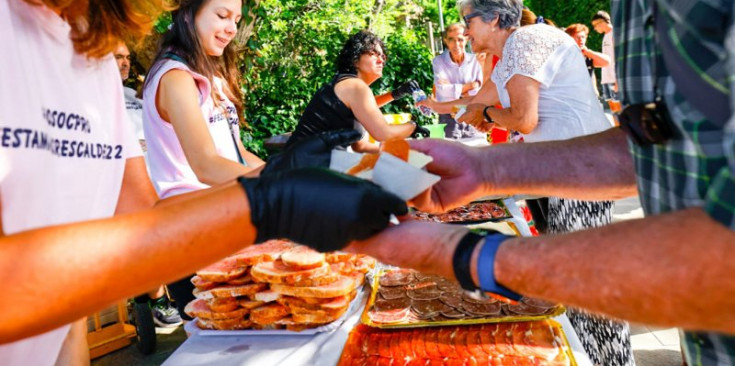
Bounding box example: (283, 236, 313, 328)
(287, 30, 427, 153)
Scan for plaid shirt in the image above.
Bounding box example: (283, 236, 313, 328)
(612, 0, 735, 364)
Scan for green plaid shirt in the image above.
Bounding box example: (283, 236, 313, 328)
(612, 0, 735, 364)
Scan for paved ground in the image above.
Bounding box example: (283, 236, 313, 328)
(93, 196, 683, 366)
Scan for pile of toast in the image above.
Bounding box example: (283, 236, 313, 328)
(184, 240, 375, 332)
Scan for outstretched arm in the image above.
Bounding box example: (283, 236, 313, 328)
(347, 208, 735, 334)
(409, 128, 637, 213)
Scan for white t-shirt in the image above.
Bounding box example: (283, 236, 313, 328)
(492, 24, 612, 143)
(124, 86, 145, 140)
(600, 31, 616, 85)
(143, 60, 243, 199)
(0, 1, 141, 365)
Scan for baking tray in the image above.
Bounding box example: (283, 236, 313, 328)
(361, 269, 564, 329)
(339, 318, 578, 366)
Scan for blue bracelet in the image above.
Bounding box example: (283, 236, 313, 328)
(477, 233, 522, 301)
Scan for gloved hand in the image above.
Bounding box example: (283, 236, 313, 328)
(410, 124, 430, 139)
(238, 168, 408, 252)
(391, 80, 420, 100)
(261, 129, 361, 175)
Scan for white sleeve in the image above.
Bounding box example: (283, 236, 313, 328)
(493, 26, 569, 89)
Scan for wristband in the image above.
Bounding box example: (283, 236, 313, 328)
(476, 233, 522, 301)
(452, 232, 484, 291)
(482, 106, 494, 123)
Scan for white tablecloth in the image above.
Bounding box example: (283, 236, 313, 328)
(163, 292, 592, 366)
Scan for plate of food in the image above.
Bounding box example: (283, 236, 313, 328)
(339, 319, 578, 365)
(183, 240, 375, 335)
(362, 269, 564, 328)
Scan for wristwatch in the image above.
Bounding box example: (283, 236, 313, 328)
(482, 106, 494, 123)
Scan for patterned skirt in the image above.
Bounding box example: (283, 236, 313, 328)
(547, 197, 636, 366)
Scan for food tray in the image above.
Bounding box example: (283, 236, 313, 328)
(186, 287, 366, 336)
(339, 319, 578, 366)
(410, 199, 512, 225)
(361, 269, 564, 329)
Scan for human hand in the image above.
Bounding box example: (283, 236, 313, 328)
(345, 221, 468, 280)
(261, 129, 361, 175)
(238, 168, 407, 252)
(391, 80, 420, 100)
(458, 103, 494, 132)
(407, 139, 489, 213)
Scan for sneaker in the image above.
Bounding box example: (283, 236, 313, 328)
(152, 302, 183, 328)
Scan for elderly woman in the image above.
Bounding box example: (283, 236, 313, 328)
(421, 1, 634, 365)
(287, 30, 426, 153)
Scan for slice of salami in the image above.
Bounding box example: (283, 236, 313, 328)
(407, 285, 442, 301)
(378, 286, 407, 300)
(506, 302, 551, 316)
(461, 301, 502, 316)
(439, 308, 466, 319)
(379, 270, 415, 287)
(520, 297, 556, 309)
(462, 292, 497, 305)
(373, 297, 411, 312)
(411, 299, 449, 316)
(368, 307, 410, 324)
(436, 279, 461, 292)
(439, 292, 463, 309)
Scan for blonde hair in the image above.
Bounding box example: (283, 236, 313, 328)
(26, 0, 167, 59)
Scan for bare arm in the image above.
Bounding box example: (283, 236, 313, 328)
(409, 128, 637, 212)
(460, 75, 539, 134)
(336, 79, 414, 142)
(419, 79, 500, 115)
(156, 70, 257, 185)
(494, 208, 735, 334)
(582, 46, 611, 67)
(374, 92, 394, 108)
(114, 157, 158, 214)
(0, 181, 254, 343)
(349, 209, 735, 334)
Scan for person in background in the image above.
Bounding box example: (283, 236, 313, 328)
(113, 42, 184, 328)
(0, 2, 407, 366)
(565, 24, 610, 97)
(591, 10, 618, 103)
(432, 23, 484, 140)
(287, 30, 427, 153)
(350, 0, 735, 364)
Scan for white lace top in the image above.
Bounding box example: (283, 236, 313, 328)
(491, 24, 612, 142)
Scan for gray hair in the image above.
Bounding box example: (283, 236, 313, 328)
(457, 0, 523, 29)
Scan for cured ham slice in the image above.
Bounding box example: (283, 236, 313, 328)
(230, 239, 295, 266)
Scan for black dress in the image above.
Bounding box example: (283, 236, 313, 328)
(286, 74, 362, 148)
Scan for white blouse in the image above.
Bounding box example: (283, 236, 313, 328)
(492, 24, 612, 143)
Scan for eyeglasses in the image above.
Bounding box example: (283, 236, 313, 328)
(463, 11, 482, 26)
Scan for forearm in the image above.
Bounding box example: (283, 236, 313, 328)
(485, 106, 536, 134)
(0, 182, 255, 343)
(192, 156, 254, 186)
(375, 92, 393, 108)
(493, 208, 735, 333)
(583, 49, 611, 67)
(482, 128, 638, 200)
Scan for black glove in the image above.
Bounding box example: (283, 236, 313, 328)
(410, 124, 430, 139)
(391, 80, 420, 100)
(261, 129, 361, 175)
(238, 168, 408, 252)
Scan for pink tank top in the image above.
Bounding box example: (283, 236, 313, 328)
(142, 59, 243, 198)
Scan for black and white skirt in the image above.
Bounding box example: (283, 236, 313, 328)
(547, 197, 636, 366)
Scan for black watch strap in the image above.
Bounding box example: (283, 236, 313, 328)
(452, 232, 484, 291)
(482, 106, 494, 123)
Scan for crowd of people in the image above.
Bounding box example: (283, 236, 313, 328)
(1, 1, 733, 366)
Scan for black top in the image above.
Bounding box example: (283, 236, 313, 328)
(585, 57, 594, 77)
(286, 74, 360, 148)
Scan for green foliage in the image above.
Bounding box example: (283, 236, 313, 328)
(525, 0, 610, 61)
(240, 0, 437, 158)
